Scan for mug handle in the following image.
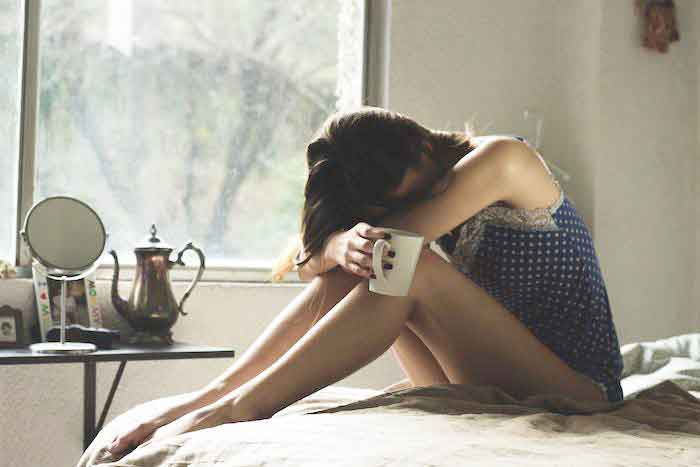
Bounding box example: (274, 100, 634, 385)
(372, 239, 390, 281)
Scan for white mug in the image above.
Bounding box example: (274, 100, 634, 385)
(369, 228, 425, 296)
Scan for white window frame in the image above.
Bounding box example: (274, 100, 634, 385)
(13, 0, 391, 284)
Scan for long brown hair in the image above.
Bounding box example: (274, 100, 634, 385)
(270, 105, 478, 284)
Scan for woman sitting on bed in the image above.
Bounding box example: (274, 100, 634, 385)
(108, 106, 624, 456)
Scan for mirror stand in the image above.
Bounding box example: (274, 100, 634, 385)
(28, 263, 100, 355)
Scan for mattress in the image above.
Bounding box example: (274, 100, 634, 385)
(78, 333, 700, 467)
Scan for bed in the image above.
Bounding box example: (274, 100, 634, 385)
(78, 333, 700, 467)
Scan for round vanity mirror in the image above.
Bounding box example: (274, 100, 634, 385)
(21, 195, 109, 354)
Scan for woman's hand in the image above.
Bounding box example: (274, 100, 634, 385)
(324, 222, 395, 279)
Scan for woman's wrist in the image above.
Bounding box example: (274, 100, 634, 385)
(322, 230, 342, 270)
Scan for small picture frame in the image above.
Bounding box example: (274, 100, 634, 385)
(0, 305, 24, 348)
(32, 260, 103, 342)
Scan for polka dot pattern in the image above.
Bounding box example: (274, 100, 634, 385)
(437, 182, 624, 403)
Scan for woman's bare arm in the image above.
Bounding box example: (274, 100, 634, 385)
(296, 231, 341, 281)
(374, 138, 528, 244)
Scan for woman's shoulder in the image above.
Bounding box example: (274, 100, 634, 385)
(456, 134, 528, 171)
(465, 135, 559, 211)
(466, 134, 532, 168)
(470, 134, 526, 145)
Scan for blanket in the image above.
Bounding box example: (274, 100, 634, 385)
(79, 333, 700, 467)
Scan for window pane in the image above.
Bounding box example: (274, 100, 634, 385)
(0, 0, 22, 264)
(35, 0, 364, 266)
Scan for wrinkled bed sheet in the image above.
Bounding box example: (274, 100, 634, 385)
(78, 333, 700, 467)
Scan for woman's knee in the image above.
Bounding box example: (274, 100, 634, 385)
(302, 268, 364, 319)
(311, 267, 364, 293)
(407, 247, 450, 300)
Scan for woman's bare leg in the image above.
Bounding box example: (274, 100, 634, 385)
(198, 268, 362, 404)
(225, 247, 605, 421)
(388, 325, 449, 388)
(402, 248, 607, 402)
(227, 278, 417, 419)
(201, 266, 449, 404)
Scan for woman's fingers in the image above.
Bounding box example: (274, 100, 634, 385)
(352, 235, 374, 254)
(355, 222, 391, 241)
(343, 223, 396, 279)
(344, 261, 372, 278)
(350, 235, 396, 262)
(345, 250, 396, 279)
(348, 250, 371, 269)
(351, 234, 395, 256)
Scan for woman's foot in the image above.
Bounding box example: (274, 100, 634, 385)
(130, 397, 264, 454)
(380, 378, 413, 393)
(221, 392, 272, 423)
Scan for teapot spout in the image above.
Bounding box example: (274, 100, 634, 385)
(109, 249, 129, 319)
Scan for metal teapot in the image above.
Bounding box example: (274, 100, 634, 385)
(109, 224, 205, 345)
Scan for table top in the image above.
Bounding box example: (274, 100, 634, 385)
(0, 341, 236, 365)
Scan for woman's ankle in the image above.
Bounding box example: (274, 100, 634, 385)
(217, 392, 271, 423)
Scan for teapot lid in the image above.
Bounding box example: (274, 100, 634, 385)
(135, 224, 173, 251)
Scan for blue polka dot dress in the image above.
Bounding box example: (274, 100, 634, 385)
(435, 137, 624, 403)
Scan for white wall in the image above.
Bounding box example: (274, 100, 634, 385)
(390, 0, 700, 342)
(2, 1, 699, 466)
(596, 0, 699, 342)
(697, 0, 700, 334)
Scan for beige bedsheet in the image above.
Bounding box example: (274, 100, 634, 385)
(79, 334, 700, 467)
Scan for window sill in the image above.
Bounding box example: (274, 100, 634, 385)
(12, 264, 308, 285)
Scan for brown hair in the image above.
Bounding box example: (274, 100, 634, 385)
(269, 105, 478, 284)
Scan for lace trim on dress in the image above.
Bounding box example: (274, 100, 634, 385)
(490, 177, 565, 220)
(436, 178, 565, 273)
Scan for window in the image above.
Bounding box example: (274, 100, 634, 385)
(0, 0, 23, 262)
(7, 0, 369, 281)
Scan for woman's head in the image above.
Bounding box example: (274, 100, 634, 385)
(270, 105, 477, 281)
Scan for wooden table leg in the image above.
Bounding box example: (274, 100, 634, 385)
(84, 361, 96, 451)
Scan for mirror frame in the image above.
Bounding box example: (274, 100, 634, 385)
(21, 195, 108, 274)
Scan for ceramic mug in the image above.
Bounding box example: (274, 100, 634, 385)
(369, 228, 424, 296)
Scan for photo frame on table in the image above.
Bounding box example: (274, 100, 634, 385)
(31, 261, 103, 342)
(0, 305, 24, 348)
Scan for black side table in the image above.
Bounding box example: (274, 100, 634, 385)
(0, 341, 236, 450)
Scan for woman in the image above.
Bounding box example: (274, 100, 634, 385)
(107, 106, 624, 456)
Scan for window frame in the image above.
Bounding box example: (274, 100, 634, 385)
(12, 0, 391, 283)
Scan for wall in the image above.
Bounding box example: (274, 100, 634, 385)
(2, 1, 699, 466)
(390, 0, 699, 342)
(596, 0, 699, 340)
(697, 0, 700, 334)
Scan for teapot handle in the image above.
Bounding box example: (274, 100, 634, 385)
(172, 241, 206, 316)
